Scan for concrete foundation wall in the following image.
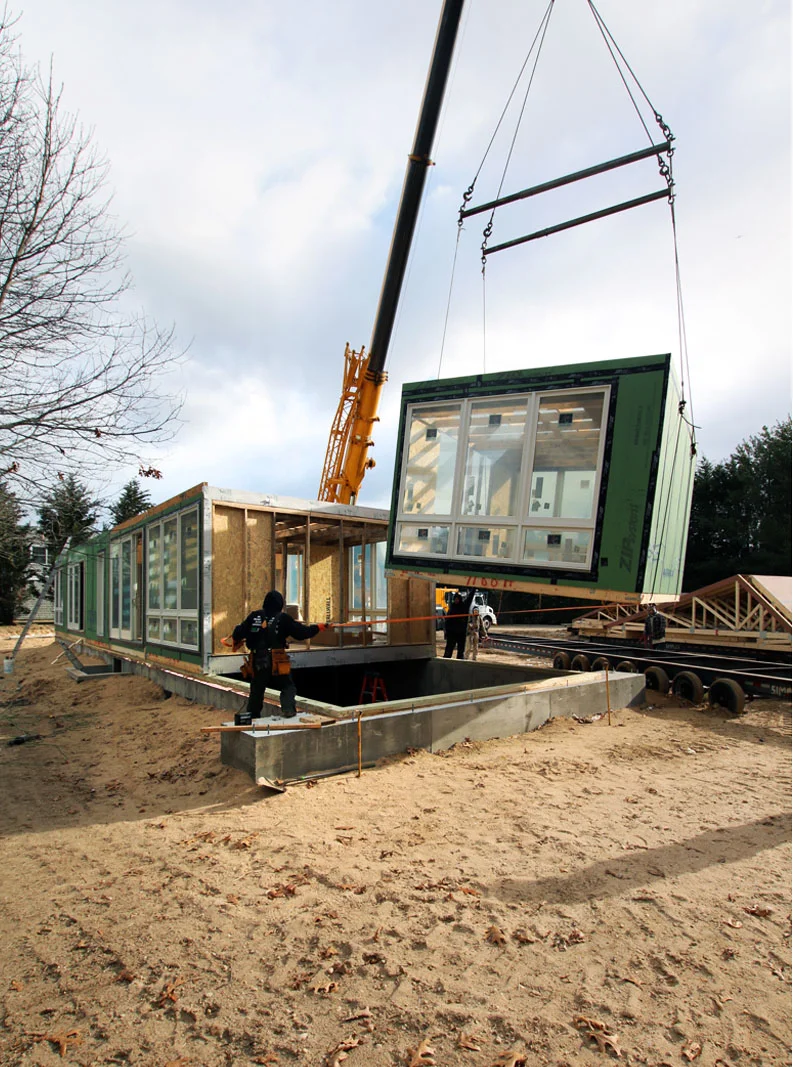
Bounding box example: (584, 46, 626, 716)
(221, 670, 645, 783)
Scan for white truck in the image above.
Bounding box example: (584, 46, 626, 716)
(436, 588, 498, 632)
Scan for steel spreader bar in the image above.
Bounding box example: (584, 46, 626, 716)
(461, 140, 672, 220)
(482, 187, 670, 257)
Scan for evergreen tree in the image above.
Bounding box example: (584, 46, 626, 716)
(111, 479, 152, 527)
(38, 475, 100, 554)
(684, 418, 791, 590)
(0, 481, 29, 624)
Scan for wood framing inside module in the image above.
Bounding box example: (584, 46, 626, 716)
(210, 501, 433, 656)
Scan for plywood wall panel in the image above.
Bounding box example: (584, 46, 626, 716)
(211, 505, 246, 653)
(247, 510, 274, 610)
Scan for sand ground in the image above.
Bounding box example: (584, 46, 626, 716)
(0, 629, 790, 1066)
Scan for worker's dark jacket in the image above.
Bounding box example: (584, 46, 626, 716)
(233, 592, 320, 669)
(444, 591, 475, 638)
(644, 612, 666, 642)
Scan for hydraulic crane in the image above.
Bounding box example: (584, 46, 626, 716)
(318, 0, 465, 505)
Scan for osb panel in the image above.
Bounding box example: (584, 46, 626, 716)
(409, 577, 433, 645)
(212, 505, 247, 654)
(308, 544, 337, 646)
(388, 576, 410, 645)
(247, 510, 274, 611)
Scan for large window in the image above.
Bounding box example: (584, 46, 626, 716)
(67, 562, 84, 630)
(349, 541, 388, 634)
(110, 536, 136, 641)
(146, 507, 199, 649)
(395, 387, 609, 571)
(96, 552, 105, 637)
(54, 570, 64, 627)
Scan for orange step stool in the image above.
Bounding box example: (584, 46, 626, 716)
(359, 672, 388, 704)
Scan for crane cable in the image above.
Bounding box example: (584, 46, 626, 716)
(586, 0, 696, 449)
(587, 0, 698, 593)
(438, 0, 556, 377)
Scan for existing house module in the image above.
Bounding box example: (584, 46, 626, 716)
(386, 353, 696, 603)
(53, 485, 434, 674)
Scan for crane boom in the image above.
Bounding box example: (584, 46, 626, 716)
(318, 0, 465, 505)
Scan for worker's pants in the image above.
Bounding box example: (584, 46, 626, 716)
(444, 634, 466, 659)
(247, 668, 298, 718)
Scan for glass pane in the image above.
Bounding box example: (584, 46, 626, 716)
(121, 540, 131, 630)
(147, 526, 161, 610)
(111, 551, 120, 630)
(163, 517, 178, 610)
(180, 619, 198, 647)
(180, 510, 198, 610)
(286, 550, 302, 607)
(401, 403, 460, 516)
(463, 399, 527, 518)
(349, 545, 362, 609)
(162, 618, 177, 643)
(522, 528, 591, 566)
(397, 524, 450, 556)
(374, 542, 388, 610)
(96, 553, 105, 636)
(147, 617, 161, 640)
(456, 526, 517, 561)
(530, 392, 605, 520)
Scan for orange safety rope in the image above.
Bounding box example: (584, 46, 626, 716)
(329, 601, 646, 628)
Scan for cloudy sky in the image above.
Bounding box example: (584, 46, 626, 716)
(15, 0, 791, 511)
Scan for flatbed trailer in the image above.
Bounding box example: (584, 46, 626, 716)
(487, 631, 792, 714)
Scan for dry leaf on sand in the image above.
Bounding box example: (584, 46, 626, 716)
(325, 1035, 361, 1066)
(458, 1031, 482, 1050)
(407, 1037, 436, 1065)
(574, 1016, 622, 1058)
(485, 924, 507, 945)
(491, 1050, 527, 1066)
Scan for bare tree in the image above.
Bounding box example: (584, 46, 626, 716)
(0, 14, 182, 497)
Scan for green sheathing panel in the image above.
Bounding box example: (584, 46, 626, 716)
(387, 354, 680, 597)
(596, 363, 667, 594)
(641, 364, 695, 598)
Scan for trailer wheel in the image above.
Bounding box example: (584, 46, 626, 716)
(616, 660, 638, 673)
(708, 677, 745, 715)
(591, 657, 611, 672)
(482, 616, 492, 633)
(644, 665, 669, 692)
(571, 653, 591, 672)
(671, 670, 704, 703)
(553, 651, 571, 670)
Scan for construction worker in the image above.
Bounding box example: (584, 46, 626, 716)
(467, 606, 488, 660)
(233, 590, 330, 720)
(644, 604, 667, 648)
(443, 589, 475, 659)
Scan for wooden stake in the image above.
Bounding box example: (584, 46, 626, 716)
(357, 711, 362, 778)
(605, 662, 612, 726)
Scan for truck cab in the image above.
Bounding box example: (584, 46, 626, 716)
(435, 587, 498, 632)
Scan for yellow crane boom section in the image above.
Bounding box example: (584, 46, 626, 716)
(317, 343, 387, 505)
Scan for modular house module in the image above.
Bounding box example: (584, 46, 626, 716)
(386, 353, 695, 603)
(53, 484, 434, 675)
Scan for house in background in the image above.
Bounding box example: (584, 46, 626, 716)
(17, 533, 55, 622)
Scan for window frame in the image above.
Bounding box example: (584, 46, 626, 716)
(144, 505, 200, 651)
(66, 561, 84, 631)
(394, 385, 610, 572)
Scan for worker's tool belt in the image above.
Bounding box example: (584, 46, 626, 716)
(270, 648, 290, 676)
(253, 646, 290, 676)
